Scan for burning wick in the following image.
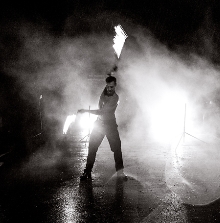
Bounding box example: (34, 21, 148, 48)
(113, 24, 128, 59)
(63, 114, 76, 134)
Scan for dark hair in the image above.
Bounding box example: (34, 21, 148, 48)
(106, 76, 117, 85)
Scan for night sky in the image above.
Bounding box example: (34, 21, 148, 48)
(1, 0, 220, 65)
(0, 1, 218, 38)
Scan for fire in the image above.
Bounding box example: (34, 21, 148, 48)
(63, 114, 76, 134)
(63, 113, 97, 135)
(79, 113, 97, 132)
(113, 24, 128, 59)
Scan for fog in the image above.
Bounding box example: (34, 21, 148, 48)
(1, 12, 220, 154)
(119, 34, 220, 145)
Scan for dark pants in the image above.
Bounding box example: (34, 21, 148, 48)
(85, 120, 124, 172)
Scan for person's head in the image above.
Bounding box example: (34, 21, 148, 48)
(105, 76, 117, 96)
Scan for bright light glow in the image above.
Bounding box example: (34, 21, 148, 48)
(113, 24, 128, 58)
(79, 113, 97, 132)
(63, 114, 76, 134)
(149, 91, 188, 142)
(63, 113, 97, 135)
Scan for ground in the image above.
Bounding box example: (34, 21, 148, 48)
(1, 131, 220, 222)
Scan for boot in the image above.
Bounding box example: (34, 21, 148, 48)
(117, 170, 128, 181)
(80, 169, 92, 180)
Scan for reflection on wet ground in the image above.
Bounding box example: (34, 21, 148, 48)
(1, 132, 220, 222)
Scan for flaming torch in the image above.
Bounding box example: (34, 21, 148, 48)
(110, 24, 128, 75)
(63, 113, 97, 135)
(113, 24, 128, 59)
(63, 114, 76, 135)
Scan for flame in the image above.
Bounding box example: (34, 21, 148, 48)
(79, 113, 97, 132)
(63, 113, 97, 135)
(63, 114, 76, 134)
(113, 24, 128, 59)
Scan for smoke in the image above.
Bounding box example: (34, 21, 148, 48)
(1, 11, 220, 175)
(116, 22, 220, 145)
(0, 17, 118, 175)
(0, 19, 118, 140)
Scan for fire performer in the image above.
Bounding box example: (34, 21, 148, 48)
(78, 75, 127, 181)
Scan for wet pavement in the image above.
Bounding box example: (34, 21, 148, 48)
(1, 132, 220, 222)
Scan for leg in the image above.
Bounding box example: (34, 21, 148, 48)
(85, 128, 105, 172)
(81, 122, 105, 180)
(106, 126, 124, 172)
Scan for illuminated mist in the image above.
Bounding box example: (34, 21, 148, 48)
(116, 25, 220, 146)
(2, 12, 220, 179)
(2, 20, 117, 137)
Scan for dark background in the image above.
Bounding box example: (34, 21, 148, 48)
(1, 0, 220, 52)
